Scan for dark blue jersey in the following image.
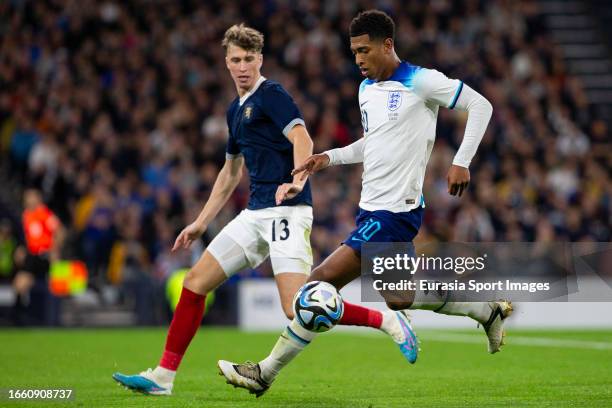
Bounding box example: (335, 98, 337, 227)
(226, 79, 312, 210)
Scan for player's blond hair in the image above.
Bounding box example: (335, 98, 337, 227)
(222, 24, 264, 53)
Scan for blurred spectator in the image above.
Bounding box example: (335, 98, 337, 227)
(0, 220, 16, 281)
(114, 219, 162, 325)
(13, 188, 64, 325)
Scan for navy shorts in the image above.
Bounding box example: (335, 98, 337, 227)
(343, 207, 423, 256)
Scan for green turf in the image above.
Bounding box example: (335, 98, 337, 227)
(1, 328, 611, 407)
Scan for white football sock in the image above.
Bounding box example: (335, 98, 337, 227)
(380, 310, 398, 334)
(152, 366, 176, 385)
(409, 283, 448, 311)
(380, 310, 411, 344)
(259, 319, 317, 383)
(409, 283, 490, 322)
(436, 301, 490, 322)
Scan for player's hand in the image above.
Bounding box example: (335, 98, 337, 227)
(291, 153, 330, 181)
(172, 222, 206, 252)
(275, 183, 303, 205)
(447, 164, 470, 197)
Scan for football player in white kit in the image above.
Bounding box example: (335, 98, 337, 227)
(219, 10, 512, 397)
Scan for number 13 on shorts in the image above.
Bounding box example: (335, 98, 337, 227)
(266, 206, 313, 268)
(271, 219, 290, 241)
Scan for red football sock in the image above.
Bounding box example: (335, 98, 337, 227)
(338, 300, 383, 328)
(159, 287, 206, 371)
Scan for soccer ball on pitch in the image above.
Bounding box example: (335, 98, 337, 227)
(293, 281, 344, 332)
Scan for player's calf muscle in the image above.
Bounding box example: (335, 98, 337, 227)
(281, 303, 295, 320)
(385, 300, 413, 310)
(381, 289, 416, 310)
(276, 272, 308, 320)
(278, 286, 298, 319)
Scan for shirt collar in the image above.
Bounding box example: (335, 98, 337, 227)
(239, 76, 266, 106)
(386, 61, 408, 82)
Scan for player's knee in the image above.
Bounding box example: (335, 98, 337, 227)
(182, 268, 198, 288)
(386, 300, 413, 311)
(182, 268, 208, 295)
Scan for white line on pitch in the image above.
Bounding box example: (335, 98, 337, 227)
(424, 333, 612, 350)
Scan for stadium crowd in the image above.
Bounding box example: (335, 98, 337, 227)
(0, 0, 609, 309)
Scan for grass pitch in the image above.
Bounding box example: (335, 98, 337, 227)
(1, 327, 611, 407)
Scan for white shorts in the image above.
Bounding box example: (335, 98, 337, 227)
(207, 205, 313, 276)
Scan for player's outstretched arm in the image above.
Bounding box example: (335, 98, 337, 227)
(291, 136, 366, 182)
(173, 156, 244, 251)
(275, 124, 313, 204)
(290, 153, 330, 181)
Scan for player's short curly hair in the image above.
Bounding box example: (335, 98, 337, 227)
(222, 23, 264, 53)
(349, 10, 395, 41)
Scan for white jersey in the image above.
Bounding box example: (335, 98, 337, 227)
(356, 62, 463, 213)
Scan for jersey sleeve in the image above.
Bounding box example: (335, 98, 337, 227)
(413, 68, 464, 109)
(260, 83, 305, 137)
(225, 106, 242, 159)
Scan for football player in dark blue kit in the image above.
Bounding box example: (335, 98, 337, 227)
(112, 23, 316, 395)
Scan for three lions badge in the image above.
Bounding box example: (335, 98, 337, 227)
(388, 91, 401, 111)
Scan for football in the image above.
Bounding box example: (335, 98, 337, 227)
(294, 281, 344, 332)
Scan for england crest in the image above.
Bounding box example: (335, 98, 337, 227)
(388, 91, 401, 111)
